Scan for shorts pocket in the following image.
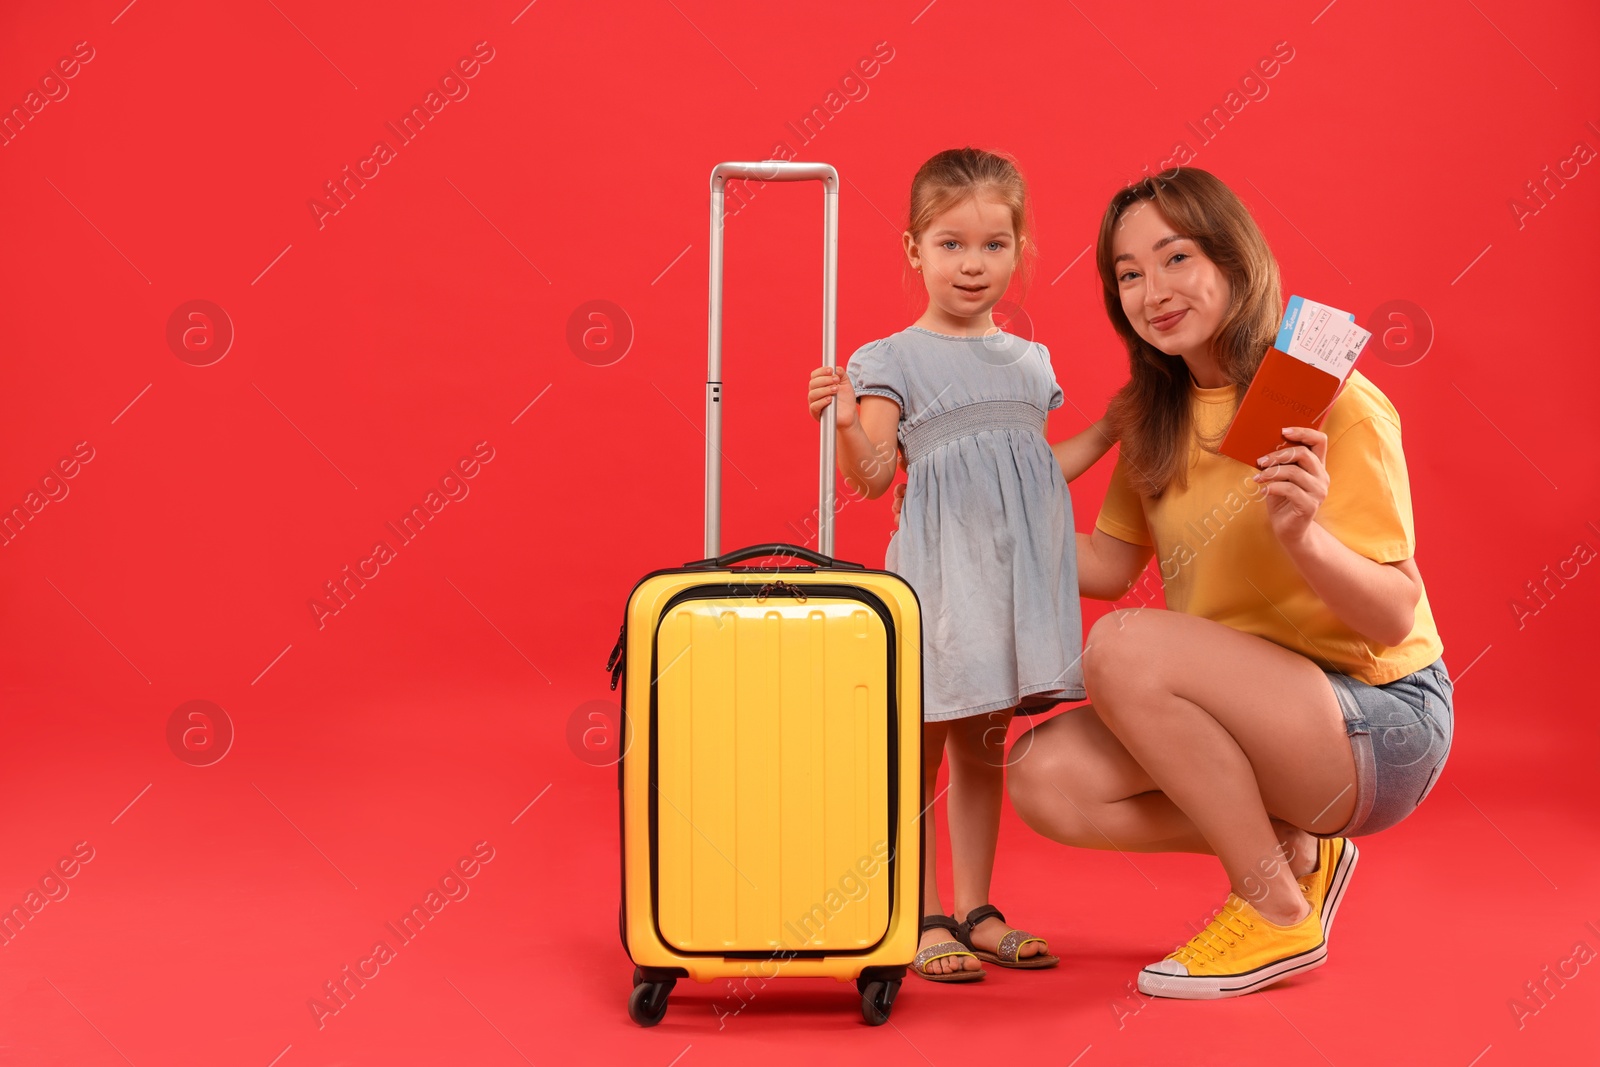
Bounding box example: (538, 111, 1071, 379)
(1368, 692, 1440, 772)
(1412, 692, 1453, 809)
(1414, 742, 1449, 808)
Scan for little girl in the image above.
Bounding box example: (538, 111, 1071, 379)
(807, 148, 1112, 981)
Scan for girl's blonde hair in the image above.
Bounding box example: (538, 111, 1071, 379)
(1095, 168, 1282, 498)
(906, 148, 1037, 291)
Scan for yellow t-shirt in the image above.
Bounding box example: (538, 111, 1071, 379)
(1094, 370, 1443, 685)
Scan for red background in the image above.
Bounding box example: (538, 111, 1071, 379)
(2, 1, 1597, 1064)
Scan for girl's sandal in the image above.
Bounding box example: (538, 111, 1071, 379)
(955, 904, 1060, 969)
(912, 915, 985, 983)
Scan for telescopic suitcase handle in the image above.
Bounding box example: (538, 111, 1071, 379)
(705, 161, 840, 560)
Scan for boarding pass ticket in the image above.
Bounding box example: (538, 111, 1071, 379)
(1275, 296, 1372, 382)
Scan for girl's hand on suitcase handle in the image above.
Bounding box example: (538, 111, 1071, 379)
(809, 366, 857, 429)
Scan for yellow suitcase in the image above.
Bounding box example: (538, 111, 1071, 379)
(607, 162, 922, 1027)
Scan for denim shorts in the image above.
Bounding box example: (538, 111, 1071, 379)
(1320, 658, 1453, 838)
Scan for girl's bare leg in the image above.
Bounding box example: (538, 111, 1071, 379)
(946, 709, 1047, 959)
(915, 720, 981, 975)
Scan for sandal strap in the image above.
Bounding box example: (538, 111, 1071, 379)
(996, 928, 1046, 963)
(914, 940, 975, 973)
(921, 914, 961, 936)
(956, 904, 1007, 940)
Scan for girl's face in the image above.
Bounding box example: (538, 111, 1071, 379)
(904, 195, 1019, 331)
(1110, 201, 1232, 362)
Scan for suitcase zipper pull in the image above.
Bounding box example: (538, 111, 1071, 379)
(606, 624, 626, 691)
(755, 581, 807, 603)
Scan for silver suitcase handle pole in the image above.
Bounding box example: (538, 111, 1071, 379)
(706, 161, 840, 560)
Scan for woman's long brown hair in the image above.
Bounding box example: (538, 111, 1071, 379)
(1096, 169, 1282, 498)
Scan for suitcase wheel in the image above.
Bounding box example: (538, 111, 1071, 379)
(629, 978, 674, 1027)
(857, 977, 900, 1026)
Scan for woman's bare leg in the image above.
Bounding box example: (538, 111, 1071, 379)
(1008, 705, 1320, 884)
(1007, 609, 1357, 925)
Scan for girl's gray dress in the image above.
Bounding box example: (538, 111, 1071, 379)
(848, 326, 1087, 722)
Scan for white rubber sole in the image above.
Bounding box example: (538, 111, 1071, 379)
(1136, 941, 1328, 1001)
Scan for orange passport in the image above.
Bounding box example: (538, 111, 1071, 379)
(1218, 347, 1342, 465)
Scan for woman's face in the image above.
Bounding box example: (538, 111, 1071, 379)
(904, 194, 1018, 330)
(1110, 201, 1231, 361)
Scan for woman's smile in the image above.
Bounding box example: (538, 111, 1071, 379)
(1150, 308, 1188, 332)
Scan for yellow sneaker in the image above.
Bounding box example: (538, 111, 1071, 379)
(1297, 836, 1358, 939)
(1138, 894, 1326, 1000)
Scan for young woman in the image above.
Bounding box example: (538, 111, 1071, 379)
(1003, 168, 1452, 999)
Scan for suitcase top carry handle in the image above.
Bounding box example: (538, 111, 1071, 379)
(682, 542, 864, 571)
(706, 160, 840, 560)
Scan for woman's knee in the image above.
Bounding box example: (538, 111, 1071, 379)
(1005, 725, 1047, 804)
(1008, 770, 1100, 847)
(1005, 722, 1096, 844)
(1083, 608, 1163, 709)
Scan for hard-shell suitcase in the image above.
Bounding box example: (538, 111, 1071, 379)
(607, 161, 923, 1027)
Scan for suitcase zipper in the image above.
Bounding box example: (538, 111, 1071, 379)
(663, 582, 880, 614)
(607, 623, 626, 691)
